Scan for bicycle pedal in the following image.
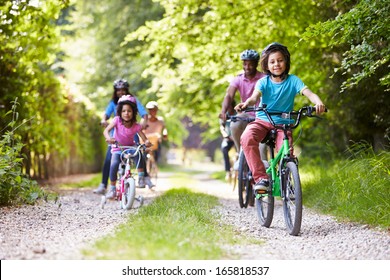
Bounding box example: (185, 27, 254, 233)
(255, 189, 267, 195)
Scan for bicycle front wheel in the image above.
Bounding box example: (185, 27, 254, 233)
(282, 161, 302, 236)
(237, 151, 253, 208)
(121, 177, 136, 210)
(255, 160, 274, 227)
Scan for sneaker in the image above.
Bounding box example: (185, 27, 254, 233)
(93, 183, 106, 194)
(137, 177, 145, 188)
(253, 179, 270, 193)
(144, 176, 155, 189)
(105, 185, 116, 199)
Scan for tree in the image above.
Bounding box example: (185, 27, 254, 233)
(302, 0, 390, 150)
(61, 0, 164, 110)
(304, 0, 389, 91)
(124, 0, 338, 142)
(0, 0, 104, 179)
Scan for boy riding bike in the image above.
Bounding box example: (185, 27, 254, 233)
(235, 42, 326, 194)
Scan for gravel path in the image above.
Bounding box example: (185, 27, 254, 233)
(0, 163, 389, 260)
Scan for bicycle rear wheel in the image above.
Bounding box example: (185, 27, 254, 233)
(255, 160, 274, 227)
(282, 161, 302, 236)
(238, 151, 253, 208)
(121, 177, 136, 210)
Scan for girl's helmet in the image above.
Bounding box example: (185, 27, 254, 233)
(117, 95, 138, 120)
(118, 95, 136, 105)
(260, 42, 290, 78)
(113, 79, 129, 90)
(240, 49, 260, 61)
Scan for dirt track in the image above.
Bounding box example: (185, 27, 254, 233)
(0, 161, 389, 260)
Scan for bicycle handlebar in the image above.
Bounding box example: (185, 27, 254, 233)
(114, 143, 147, 158)
(243, 104, 327, 129)
(226, 115, 256, 123)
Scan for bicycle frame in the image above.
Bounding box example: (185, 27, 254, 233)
(265, 136, 291, 197)
(117, 144, 146, 205)
(248, 105, 320, 199)
(118, 153, 134, 200)
(118, 144, 145, 181)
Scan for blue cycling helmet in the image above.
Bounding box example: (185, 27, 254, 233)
(260, 42, 290, 78)
(113, 79, 129, 90)
(240, 49, 260, 61)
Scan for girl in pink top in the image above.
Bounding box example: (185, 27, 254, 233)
(103, 95, 151, 199)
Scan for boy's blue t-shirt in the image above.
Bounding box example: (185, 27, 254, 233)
(255, 74, 306, 124)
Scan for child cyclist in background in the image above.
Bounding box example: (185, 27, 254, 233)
(103, 95, 152, 199)
(235, 42, 326, 194)
(94, 79, 153, 194)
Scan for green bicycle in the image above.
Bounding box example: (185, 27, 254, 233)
(243, 105, 325, 236)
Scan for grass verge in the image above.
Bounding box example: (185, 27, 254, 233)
(301, 145, 389, 230)
(52, 174, 101, 189)
(83, 187, 259, 259)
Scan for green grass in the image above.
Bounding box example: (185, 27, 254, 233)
(211, 170, 226, 181)
(83, 187, 260, 259)
(55, 174, 101, 189)
(301, 146, 390, 229)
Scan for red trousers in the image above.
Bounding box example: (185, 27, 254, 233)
(240, 119, 293, 183)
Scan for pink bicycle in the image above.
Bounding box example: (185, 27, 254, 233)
(101, 144, 145, 210)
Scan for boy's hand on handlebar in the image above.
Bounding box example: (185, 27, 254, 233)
(234, 102, 246, 112)
(314, 103, 326, 114)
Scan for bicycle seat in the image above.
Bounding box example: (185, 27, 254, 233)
(261, 129, 276, 145)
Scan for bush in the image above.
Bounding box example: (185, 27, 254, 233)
(0, 99, 45, 206)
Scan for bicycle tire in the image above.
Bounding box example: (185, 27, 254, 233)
(121, 177, 136, 210)
(237, 151, 253, 208)
(282, 161, 302, 236)
(255, 160, 274, 227)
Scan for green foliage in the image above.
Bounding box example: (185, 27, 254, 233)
(61, 0, 164, 109)
(0, 0, 69, 174)
(62, 0, 388, 153)
(303, 0, 389, 91)
(123, 0, 340, 142)
(302, 142, 390, 229)
(0, 99, 45, 206)
(0, 1, 106, 179)
(300, 0, 390, 152)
